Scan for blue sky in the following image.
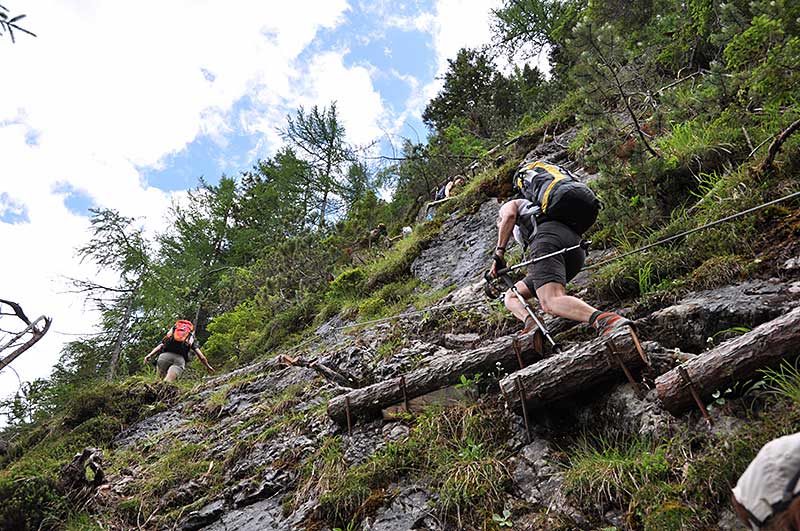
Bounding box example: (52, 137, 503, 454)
(143, 0, 441, 196)
(0, 0, 505, 404)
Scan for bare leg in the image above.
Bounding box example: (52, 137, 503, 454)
(535, 282, 597, 323)
(503, 281, 536, 322)
(164, 366, 180, 383)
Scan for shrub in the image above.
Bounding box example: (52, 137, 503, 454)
(0, 474, 66, 531)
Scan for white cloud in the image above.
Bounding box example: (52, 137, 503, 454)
(244, 49, 386, 150)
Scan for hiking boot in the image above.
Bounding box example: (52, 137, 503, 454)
(591, 311, 634, 335)
(519, 316, 538, 335)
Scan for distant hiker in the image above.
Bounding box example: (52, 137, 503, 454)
(434, 182, 447, 201)
(489, 160, 631, 335)
(389, 225, 414, 244)
(445, 175, 466, 198)
(732, 432, 800, 530)
(144, 319, 214, 382)
(368, 223, 388, 248)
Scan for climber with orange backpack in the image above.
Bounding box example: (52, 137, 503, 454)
(488, 160, 635, 342)
(144, 320, 215, 382)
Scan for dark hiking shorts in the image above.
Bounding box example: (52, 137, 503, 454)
(522, 220, 585, 294)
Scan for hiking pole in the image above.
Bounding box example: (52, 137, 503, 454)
(483, 270, 561, 353)
(482, 240, 589, 353)
(494, 240, 591, 277)
(499, 274, 560, 353)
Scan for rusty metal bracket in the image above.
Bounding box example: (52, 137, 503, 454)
(512, 337, 525, 370)
(344, 396, 352, 436)
(628, 326, 649, 366)
(605, 341, 643, 399)
(515, 377, 531, 443)
(399, 376, 410, 414)
(677, 366, 713, 426)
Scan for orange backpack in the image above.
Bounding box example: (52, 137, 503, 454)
(163, 320, 195, 359)
(171, 320, 194, 342)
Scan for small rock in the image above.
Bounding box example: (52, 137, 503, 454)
(232, 469, 287, 508)
(782, 257, 800, 270)
(382, 423, 410, 442)
(362, 487, 430, 531)
(182, 498, 225, 531)
(604, 509, 626, 529)
(718, 508, 749, 530)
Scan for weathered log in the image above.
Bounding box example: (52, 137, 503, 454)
(499, 327, 647, 410)
(656, 306, 800, 415)
(327, 332, 542, 425)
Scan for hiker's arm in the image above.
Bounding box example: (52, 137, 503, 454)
(495, 200, 519, 257)
(143, 343, 162, 364)
(490, 200, 519, 278)
(194, 347, 215, 374)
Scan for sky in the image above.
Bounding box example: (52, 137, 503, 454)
(0, 0, 528, 411)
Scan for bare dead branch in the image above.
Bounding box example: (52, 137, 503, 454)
(760, 118, 800, 173)
(0, 298, 31, 325)
(0, 315, 52, 372)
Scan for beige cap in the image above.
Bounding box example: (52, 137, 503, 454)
(732, 432, 800, 527)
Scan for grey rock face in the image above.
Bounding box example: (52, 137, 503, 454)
(362, 487, 433, 531)
(114, 409, 188, 449)
(200, 496, 286, 531)
(642, 280, 800, 351)
(412, 200, 502, 290)
(510, 439, 587, 526)
(585, 385, 673, 438)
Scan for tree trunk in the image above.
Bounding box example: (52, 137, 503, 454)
(327, 332, 544, 425)
(656, 306, 800, 415)
(499, 327, 647, 410)
(107, 294, 134, 381)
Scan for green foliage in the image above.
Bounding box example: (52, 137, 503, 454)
(61, 378, 169, 429)
(492, 509, 513, 528)
(203, 299, 267, 367)
(455, 373, 482, 389)
(0, 474, 66, 531)
(327, 268, 367, 301)
(722, 2, 800, 106)
(281, 102, 354, 228)
(761, 358, 800, 404)
(0, 377, 181, 530)
(563, 434, 670, 509)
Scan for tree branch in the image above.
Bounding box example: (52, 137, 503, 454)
(760, 118, 800, 173)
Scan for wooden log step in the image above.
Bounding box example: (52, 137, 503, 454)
(327, 332, 542, 426)
(499, 326, 647, 410)
(656, 306, 800, 415)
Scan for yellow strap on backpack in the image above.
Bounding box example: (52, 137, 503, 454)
(527, 161, 570, 213)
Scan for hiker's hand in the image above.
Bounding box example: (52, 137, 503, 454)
(143, 354, 151, 365)
(206, 364, 215, 374)
(489, 254, 506, 278)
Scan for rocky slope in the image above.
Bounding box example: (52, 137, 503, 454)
(10, 134, 800, 531)
(78, 184, 800, 530)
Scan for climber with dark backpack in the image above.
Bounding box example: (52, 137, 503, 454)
(144, 319, 215, 382)
(487, 160, 635, 340)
